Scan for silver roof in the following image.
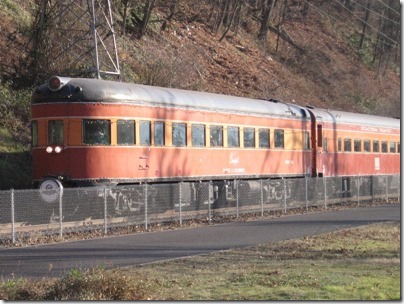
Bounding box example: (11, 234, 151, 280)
(32, 77, 400, 129)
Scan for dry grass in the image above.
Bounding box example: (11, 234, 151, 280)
(0, 221, 399, 300)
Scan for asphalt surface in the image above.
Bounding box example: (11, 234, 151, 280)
(0, 203, 400, 279)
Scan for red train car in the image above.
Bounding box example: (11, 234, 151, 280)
(31, 76, 400, 193)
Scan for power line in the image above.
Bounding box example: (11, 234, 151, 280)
(334, 0, 399, 47)
(349, 0, 400, 26)
(373, 0, 401, 16)
(303, 0, 399, 49)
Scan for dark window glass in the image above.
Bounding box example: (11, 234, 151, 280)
(373, 140, 380, 153)
(381, 141, 388, 153)
(210, 125, 223, 147)
(274, 129, 284, 148)
(228, 126, 240, 147)
(364, 140, 371, 152)
(398, 142, 400, 154)
(140, 121, 151, 146)
(31, 121, 38, 147)
(192, 124, 205, 147)
(83, 119, 111, 145)
(48, 120, 64, 145)
(259, 128, 270, 148)
(317, 125, 323, 147)
(354, 139, 361, 152)
(154, 121, 165, 146)
(173, 123, 187, 146)
(117, 120, 135, 145)
(337, 138, 342, 152)
(390, 141, 396, 153)
(243, 128, 255, 148)
(344, 138, 351, 152)
(304, 132, 310, 150)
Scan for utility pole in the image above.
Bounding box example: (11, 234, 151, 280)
(32, 0, 120, 80)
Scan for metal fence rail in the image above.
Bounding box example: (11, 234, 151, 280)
(0, 175, 400, 243)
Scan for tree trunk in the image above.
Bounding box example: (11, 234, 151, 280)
(258, 0, 275, 41)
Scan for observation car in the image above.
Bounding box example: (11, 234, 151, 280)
(31, 76, 400, 204)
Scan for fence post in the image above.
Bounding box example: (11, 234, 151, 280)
(59, 186, 63, 239)
(357, 176, 360, 206)
(260, 179, 264, 217)
(208, 181, 212, 223)
(11, 189, 15, 244)
(103, 187, 107, 235)
(144, 183, 148, 230)
(305, 177, 308, 211)
(179, 182, 183, 226)
(371, 176, 374, 204)
(236, 180, 239, 218)
(283, 178, 287, 213)
(323, 177, 327, 209)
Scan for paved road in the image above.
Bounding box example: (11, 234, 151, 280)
(0, 204, 399, 279)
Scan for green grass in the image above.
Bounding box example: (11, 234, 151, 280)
(0, 221, 400, 300)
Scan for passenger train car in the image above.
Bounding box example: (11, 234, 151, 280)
(31, 76, 400, 200)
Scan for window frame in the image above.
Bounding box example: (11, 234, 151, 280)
(172, 122, 187, 147)
(274, 129, 284, 149)
(210, 125, 223, 147)
(83, 119, 111, 146)
(48, 120, 64, 145)
(117, 119, 135, 145)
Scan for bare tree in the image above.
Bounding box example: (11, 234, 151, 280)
(257, 0, 276, 41)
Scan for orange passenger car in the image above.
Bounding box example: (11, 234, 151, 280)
(31, 76, 400, 190)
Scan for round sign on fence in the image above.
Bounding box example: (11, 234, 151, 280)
(39, 179, 63, 203)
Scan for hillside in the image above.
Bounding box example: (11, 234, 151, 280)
(0, 0, 400, 189)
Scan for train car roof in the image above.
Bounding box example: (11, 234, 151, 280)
(307, 107, 400, 130)
(32, 77, 310, 120)
(32, 77, 400, 130)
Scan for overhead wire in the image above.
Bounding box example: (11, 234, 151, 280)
(348, 0, 400, 26)
(373, 0, 401, 16)
(334, 0, 399, 46)
(302, 0, 399, 50)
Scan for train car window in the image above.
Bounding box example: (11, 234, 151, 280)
(317, 125, 323, 147)
(373, 140, 380, 153)
(192, 124, 205, 147)
(210, 125, 223, 147)
(31, 121, 38, 147)
(364, 140, 371, 152)
(173, 123, 187, 146)
(83, 119, 111, 145)
(243, 128, 255, 148)
(354, 139, 361, 152)
(140, 121, 151, 146)
(337, 138, 342, 152)
(48, 120, 64, 145)
(154, 121, 165, 146)
(304, 131, 310, 150)
(390, 141, 396, 153)
(344, 138, 351, 152)
(259, 129, 270, 148)
(117, 120, 135, 145)
(228, 126, 240, 148)
(398, 142, 400, 153)
(381, 141, 388, 153)
(274, 129, 284, 148)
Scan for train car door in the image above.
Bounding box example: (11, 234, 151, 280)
(307, 107, 323, 177)
(316, 123, 324, 176)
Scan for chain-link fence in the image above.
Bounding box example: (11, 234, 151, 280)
(0, 175, 400, 243)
